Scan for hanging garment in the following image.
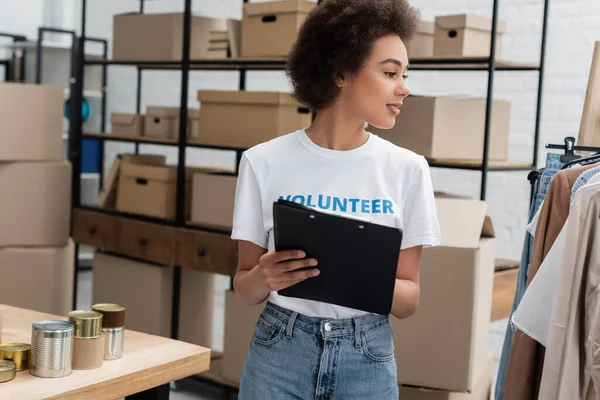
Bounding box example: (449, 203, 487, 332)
(512, 172, 600, 346)
(571, 166, 600, 203)
(539, 185, 600, 399)
(495, 153, 568, 400)
(504, 163, 600, 400)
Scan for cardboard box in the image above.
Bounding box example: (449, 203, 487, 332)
(391, 197, 495, 392)
(241, 0, 316, 57)
(0, 161, 71, 247)
(407, 21, 435, 58)
(116, 162, 194, 219)
(145, 106, 180, 138)
(0, 239, 74, 316)
(113, 13, 227, 61)
(368, 96, 510, 161)
(222, 290, 266, 383)
(144, 106, 199, 139)
(92, 252, 173, 337)
(434, 14, 505, 58)
(111, 113, 145, 137)
(97, 154, 167, 209)
(196, 90, 312, 148)
(191, 172, 237, 230)
(188, 108, 200, 139)
(92, 252, 215, 344)
(398, 352, 494, 399)
(0, 82, 63, 161)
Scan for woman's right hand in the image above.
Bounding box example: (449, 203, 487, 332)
(258, 250, 320, 292)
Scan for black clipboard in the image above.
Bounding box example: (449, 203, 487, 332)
(273, 199, 403, 315)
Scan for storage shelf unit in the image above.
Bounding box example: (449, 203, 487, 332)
(67, 0, 552, 393)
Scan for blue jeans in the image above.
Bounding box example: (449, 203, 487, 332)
(239, 302, 398, 400)
(494, 153, 570, 400)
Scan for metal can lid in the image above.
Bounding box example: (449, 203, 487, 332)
(0, 343, 31, 352)
(32, 320, 74, 333)
(92, 303, 125, 313)
(0, 360, 16, 383)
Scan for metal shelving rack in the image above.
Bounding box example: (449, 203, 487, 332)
(67, 0, 552, 396)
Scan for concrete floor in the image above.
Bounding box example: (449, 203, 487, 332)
(77, 269, 508, 400)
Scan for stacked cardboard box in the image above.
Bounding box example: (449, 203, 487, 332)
(92, 252, 216, 349)
(0, 82, 74, 317)
(391, 194, 496, 398)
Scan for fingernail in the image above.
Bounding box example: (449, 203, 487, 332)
(298, 251, 306, 258)
(313, 269, 320, 276)
(311, 259, 318, 266)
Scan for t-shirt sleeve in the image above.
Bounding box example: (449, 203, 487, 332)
(400, 156, 442, 250)
(230, 154, 268, 249)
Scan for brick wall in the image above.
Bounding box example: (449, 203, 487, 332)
(67, 0, 599, 259)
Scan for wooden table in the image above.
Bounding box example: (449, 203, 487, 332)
(0, 304, 211, 400)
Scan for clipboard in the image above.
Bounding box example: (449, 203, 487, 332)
(273, 199, 403, 315)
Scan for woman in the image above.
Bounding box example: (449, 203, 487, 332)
(230, 0, 442, 398)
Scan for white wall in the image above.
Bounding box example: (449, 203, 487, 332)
(56, 0, 600, 260)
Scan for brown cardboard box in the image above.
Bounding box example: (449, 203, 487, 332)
(0, 239, 74, 316)
(434, 14, 506, 58)
(398, 352, 494, 399)
(241, 0, 316, 57)
(92, 252, 173, 337)
(407, 21, 435, 58)
(191, 172, 237, 230)
(0, 82, 63, 161)
(113, 13, 227, 61)
(188, 108, 200, 139)
(144, 106, 199, 139)
(392, 197, 495, 392)
(368, 95, 510, 161)
(111, 113, 145, 137)
(145, 106, 180, 138)
(196, 90, 312, 148)
(92, 252, 215, 344)
(97, 154, 167, 209)
(178, 268, 215, 349)
(116, 162, 194, 219)
(0, 161, 71, 247)
(222, 290, 266, 383)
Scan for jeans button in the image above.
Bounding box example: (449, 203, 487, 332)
(324, 322, 331, 332)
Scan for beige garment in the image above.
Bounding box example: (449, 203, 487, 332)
(539, 184, 600, 400)
(505, 163, 600, 399)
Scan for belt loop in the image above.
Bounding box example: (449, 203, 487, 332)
(354, 318, 361, 348)
(286, 312, 298, 339)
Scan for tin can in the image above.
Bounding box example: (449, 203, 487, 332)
(68, 310, 104, 370)
(92, 304, 126, 360)
(0, 360, 16, 383)
(0, 343, 31, 371)
(29, 320, 74, 378)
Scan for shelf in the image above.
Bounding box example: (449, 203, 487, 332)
(83, 132, 178, 145)
(84, 56, 538, 72)
(85, 57, 288, 71)
(427, 159, 535, 172)
(82, 132, 246, 152)
(408, 56, 540, 71)
(75, 205, 232, 236)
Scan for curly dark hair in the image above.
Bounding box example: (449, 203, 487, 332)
(286, 0, 420, 111)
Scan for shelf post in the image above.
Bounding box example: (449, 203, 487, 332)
(69, 0, 87, 311)
(480, 0, 500, 201)
(532, 0, 551, 169)
(170, 0, 193, 342)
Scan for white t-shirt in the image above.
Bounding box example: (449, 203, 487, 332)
(231, 129, 442, 319)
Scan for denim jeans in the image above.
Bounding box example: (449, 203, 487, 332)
(494, 153, 571, 400)
(238, 302, 398, 400)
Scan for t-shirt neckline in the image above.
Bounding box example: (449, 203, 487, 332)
(296, 129, 377, 159)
